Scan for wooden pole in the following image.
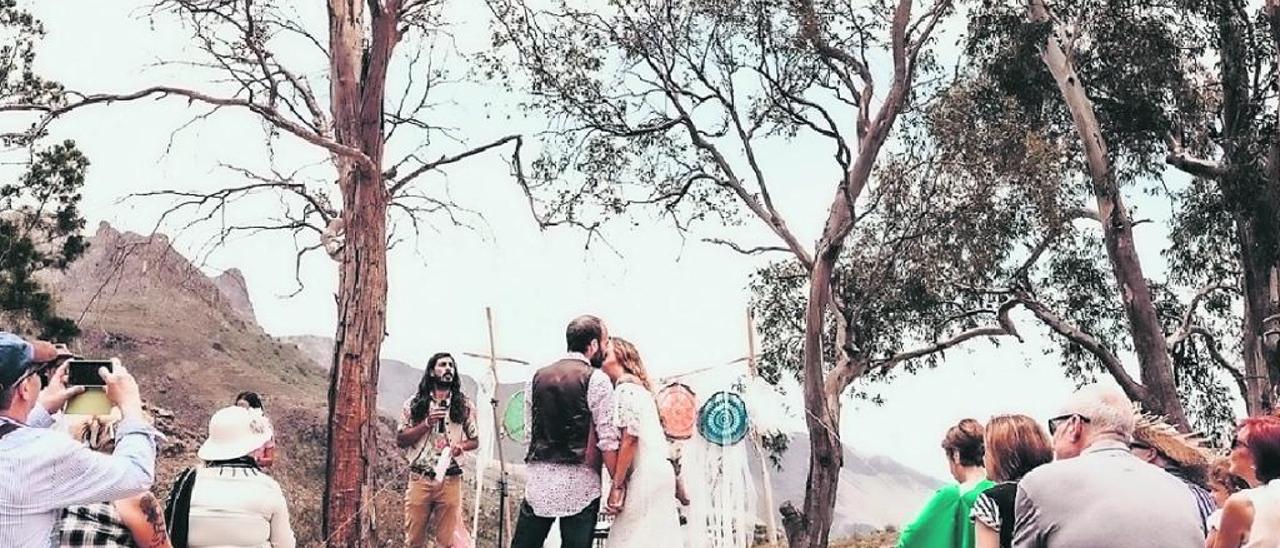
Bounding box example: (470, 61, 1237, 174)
(485, 307, 513, 546)
(748, 307, 781, 546)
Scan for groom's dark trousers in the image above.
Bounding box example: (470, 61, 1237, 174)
(510, 498, 600, 548)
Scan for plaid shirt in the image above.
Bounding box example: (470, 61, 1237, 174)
(0, 406, 160, 548)
(58, 503, 133, 547)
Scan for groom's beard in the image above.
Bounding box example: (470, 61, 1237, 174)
(589, 348, 605, 369)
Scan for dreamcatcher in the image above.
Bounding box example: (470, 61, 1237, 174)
(690, 390, 755, 548)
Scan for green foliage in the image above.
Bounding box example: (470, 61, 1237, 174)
(942, 0, 1252, 434)
(0, 2, 87, 341)
(964, 0, 1209, 182)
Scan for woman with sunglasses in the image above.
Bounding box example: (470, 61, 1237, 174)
(897, 419, 994, 548)
(1214, 415, 1280, 548)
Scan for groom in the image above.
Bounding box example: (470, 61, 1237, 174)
(511, 315, 620, 548)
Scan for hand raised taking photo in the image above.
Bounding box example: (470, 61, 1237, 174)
(101, 359, 143, 417)
(37, 362, 85, 414)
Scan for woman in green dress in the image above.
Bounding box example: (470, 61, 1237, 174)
(897, 419, 994, 548)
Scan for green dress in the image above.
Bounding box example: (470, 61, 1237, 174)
(896, 479, 994, 548)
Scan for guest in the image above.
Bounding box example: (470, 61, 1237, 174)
(1011, 385, 1203, 548)
(58, 413, 171, 548)
(1213, 415, 1280, 548)
(233, 391, 275, 468)
(166, 406, 294, 548)
(1228, 420, 1263, 488)
(1205, 457, 1250, 547)
(970, 415, 1053, 548)
(1130, 412, 1216, 529)
(0, 334, 160, 548)
(898, 419, 993, 548)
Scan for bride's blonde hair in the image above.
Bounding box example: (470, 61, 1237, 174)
(611, 337, 653, 392)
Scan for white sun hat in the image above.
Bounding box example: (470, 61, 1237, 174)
(197, 405, 273, 462)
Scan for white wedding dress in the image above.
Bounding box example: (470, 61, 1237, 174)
(606, 382, 683, 548)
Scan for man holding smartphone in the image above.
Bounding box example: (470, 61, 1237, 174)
(0, 332, 161, 548)
(396, 352, 478, 548)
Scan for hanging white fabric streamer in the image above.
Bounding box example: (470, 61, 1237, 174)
(742, 376, 789, 437)
(471, 373, 496, 533)
(681, 437, 710, 548)
(705, 435, 756, 548)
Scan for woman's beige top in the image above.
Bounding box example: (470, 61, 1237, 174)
(186, 467, 295, 548)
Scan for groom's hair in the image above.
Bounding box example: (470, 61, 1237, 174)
(566, 315, 604, 354)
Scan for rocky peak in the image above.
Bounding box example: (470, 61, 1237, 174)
(212, 268, 256, 323)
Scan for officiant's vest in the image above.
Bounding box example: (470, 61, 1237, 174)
(526, 358, 593, 464)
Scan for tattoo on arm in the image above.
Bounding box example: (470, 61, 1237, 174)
(138, 494, 171, 548)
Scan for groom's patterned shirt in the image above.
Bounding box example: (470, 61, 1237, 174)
(523, 352, 620, 517)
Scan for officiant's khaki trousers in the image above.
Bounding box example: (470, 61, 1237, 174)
(404, 474, 462, 548)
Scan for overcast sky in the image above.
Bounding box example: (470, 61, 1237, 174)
(27, 1, 1214, 481)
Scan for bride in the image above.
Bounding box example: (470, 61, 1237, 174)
(601, 337, 682, 547)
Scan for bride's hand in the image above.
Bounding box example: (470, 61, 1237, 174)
(605, 484, 627, 514)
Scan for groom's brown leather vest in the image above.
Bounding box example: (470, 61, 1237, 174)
(526, 358, 594, 464)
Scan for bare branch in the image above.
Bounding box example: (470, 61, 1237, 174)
(1180, 326, 1248, 404)
(1168, 284, 1241, 347)
(6, 87, 373, 171)
(1016, 289, 1149, 402)
(388, 135, 522, 194)
(868, 300, 1023, 375)
(702, 238, 792, 257)
(1165, 134, 1227, 179)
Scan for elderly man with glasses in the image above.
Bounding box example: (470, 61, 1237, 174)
(1011, 385, 1205, 548)
(0, 332, 160, 548)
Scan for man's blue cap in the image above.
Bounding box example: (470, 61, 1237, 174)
(0, 332, 37, 390)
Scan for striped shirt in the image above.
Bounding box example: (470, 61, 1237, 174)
(1176, 474, 1217, 533)
(0, 406, 160, 548)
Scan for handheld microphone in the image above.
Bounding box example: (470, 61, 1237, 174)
(437, 399, 449, 434)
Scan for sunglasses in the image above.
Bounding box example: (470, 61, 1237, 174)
(1048, 413, 1091, 435)
(12, 361, 57, 389)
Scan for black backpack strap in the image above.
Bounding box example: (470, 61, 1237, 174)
(164, 467, 198, 548)
(0, 422, 19, 439)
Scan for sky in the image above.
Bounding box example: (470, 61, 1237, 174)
(23, 1, 1205, 482)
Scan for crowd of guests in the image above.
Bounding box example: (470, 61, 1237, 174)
(897, 385, 1280, 548)
(0, 331, 294, 548)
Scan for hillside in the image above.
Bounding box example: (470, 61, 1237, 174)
(43, 223, 408, 546)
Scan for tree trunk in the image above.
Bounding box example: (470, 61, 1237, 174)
(783, 248, 843, 548)
(1215, 1, 1280, 413)
(322, 1, 393, 546)
(1029, 0, 1189, 429)
(324, 167, 389, 547)
(1238, 233, 1277, 414)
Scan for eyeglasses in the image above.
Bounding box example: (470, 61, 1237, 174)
(8, 366, 49, 391)
(1048, 413, 1091, 435)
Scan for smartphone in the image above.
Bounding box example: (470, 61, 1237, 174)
(67, 360, 113, 387)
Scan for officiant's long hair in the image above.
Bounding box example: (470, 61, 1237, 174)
(610, 338, 653, 392)
(409, 352, 469, 425)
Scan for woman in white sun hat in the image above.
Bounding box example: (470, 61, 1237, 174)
(164, 406, 295, 548)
